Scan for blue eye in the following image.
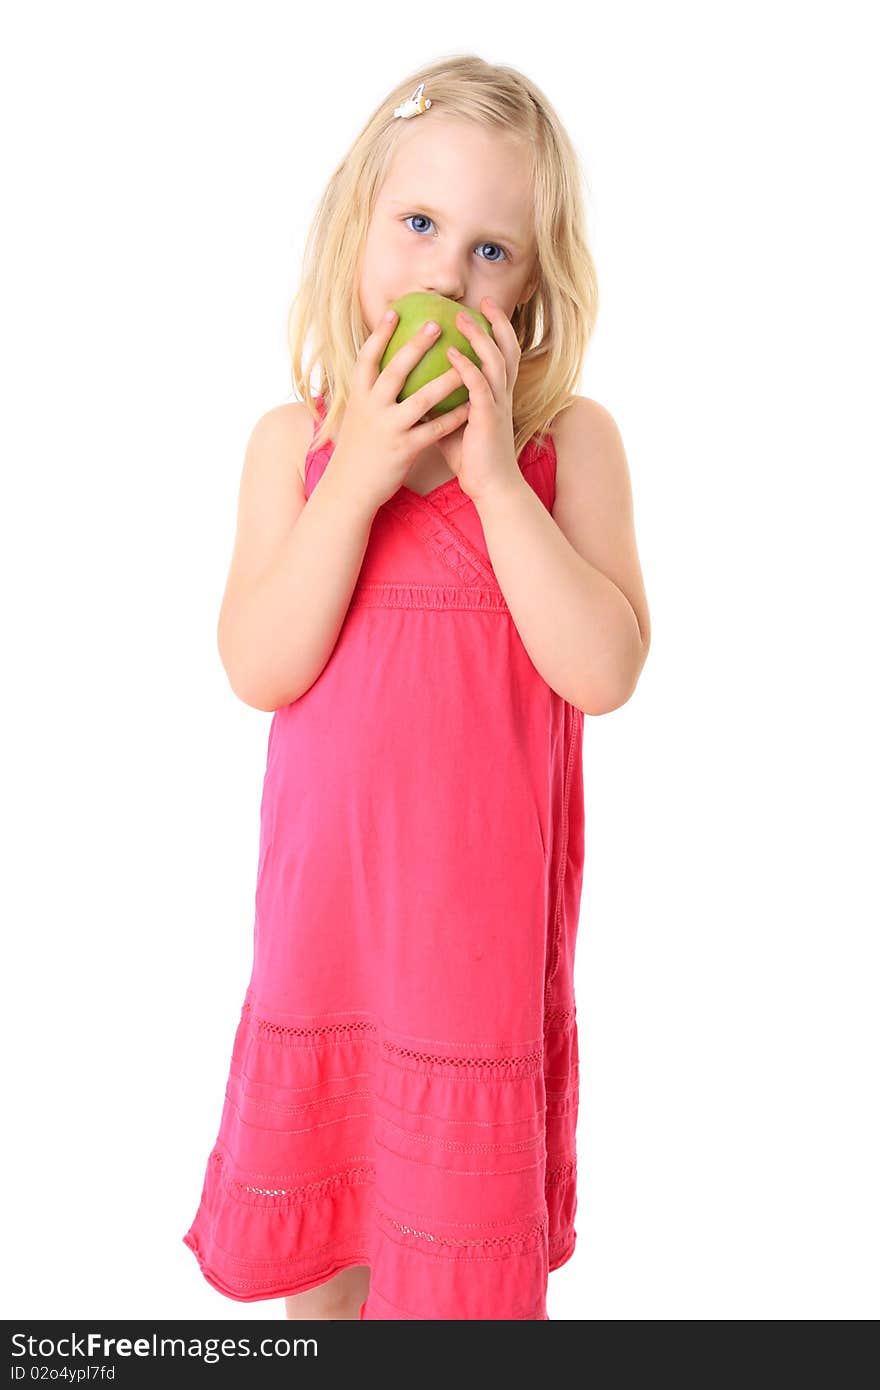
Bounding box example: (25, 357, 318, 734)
(403, 214, 508, 263)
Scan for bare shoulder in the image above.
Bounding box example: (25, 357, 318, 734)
(547, 395, 628, 506)
(548, 394, 651, 652)
(548, 394, 617, 452)
(219, 402, 314, 620)
(257, 400, 316, 483)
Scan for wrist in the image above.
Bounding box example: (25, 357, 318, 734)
(470, 469, 531, 516)
(320, 453, 383, 521)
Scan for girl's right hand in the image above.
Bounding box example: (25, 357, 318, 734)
(326, 310, 470, 510)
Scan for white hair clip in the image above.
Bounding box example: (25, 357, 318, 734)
(393, 82, 432, 120)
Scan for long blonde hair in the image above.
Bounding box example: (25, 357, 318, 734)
(287, 53, 599, 460)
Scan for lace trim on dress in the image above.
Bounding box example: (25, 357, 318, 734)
(239, 1001, 559, 1078)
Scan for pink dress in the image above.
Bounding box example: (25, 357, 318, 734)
(183, 393, 585, 1320)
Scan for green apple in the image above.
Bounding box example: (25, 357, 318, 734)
(379, 291, 494, 417)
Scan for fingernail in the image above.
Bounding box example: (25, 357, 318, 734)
(384, 309, 397, 321)
(425, 320, 440, 334)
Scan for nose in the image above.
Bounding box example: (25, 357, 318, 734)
(424, 284, 464, 302)
(422, 266, 466, 303)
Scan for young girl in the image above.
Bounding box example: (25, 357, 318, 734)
(183, 54, 650, 1322)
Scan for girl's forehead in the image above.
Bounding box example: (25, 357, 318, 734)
(380, 124, 533, 212)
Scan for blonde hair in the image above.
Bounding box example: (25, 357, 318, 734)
(286, 53, 599, 460)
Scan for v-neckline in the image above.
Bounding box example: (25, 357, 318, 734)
(398, 474, 461, 503)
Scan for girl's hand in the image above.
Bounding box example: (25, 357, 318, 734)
(328, 310, 472, 512)
(431, 297, 524, 505)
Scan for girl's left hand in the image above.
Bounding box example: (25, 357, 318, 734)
(431, 297, 523, 504)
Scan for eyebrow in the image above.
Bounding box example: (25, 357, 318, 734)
(386, 199, 526, 251)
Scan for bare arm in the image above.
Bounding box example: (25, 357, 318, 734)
(474, 398, 650, 715)
(218, 314, 471, 711)
(217, 407, 378, 711)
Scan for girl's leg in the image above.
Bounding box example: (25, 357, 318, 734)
(284, 1264, 370, 1320)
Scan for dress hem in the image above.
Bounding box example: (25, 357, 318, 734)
(183, 1225, 577, 1311)
(182, 1230, 372, 1305)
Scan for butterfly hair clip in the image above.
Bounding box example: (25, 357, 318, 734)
(393, 82, 432, 120)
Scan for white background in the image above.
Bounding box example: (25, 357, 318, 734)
(2, 0, 877, 1321)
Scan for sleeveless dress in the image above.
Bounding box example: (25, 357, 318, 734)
(183, 394, 585, 1320)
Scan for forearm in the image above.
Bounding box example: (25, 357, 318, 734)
(474, 475, 644, 714)
(220, 466, 377, 710)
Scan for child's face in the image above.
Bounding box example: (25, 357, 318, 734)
(359, 116, 538, 331)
